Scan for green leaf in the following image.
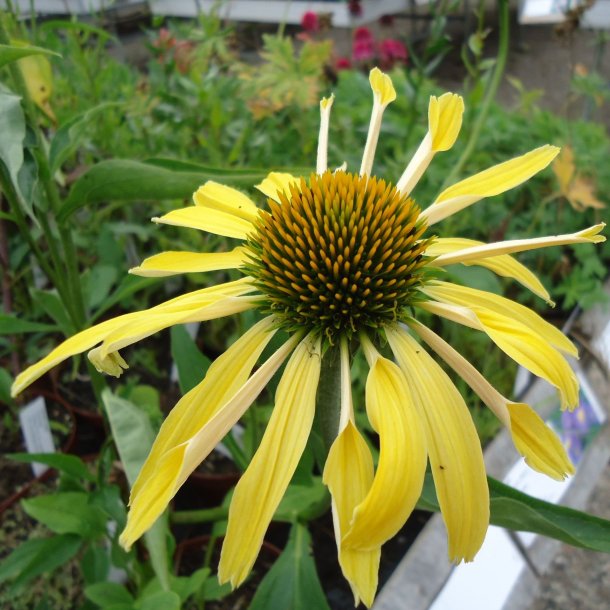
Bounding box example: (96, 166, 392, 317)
(22, 492, 107, 539)
(0, 367, 14, 405)
(102, 390, 171, 590)
(169, 568, 210, 602)
(0, 43, 60, 69)
(0, 90, 33, 221)
(170, 324, 211, 393)
(83, 263, 118, 310)
(0, 534, 81, 592)
(81, 544, 110, 585)
(275, 478, 329, 522)
(85, 582, 134, 607)
(59, 159, 264, 220)
(30, 288, 77, 335)
(92, 275, 159, 321)
(49, 102, 122, 174)
(137, 591, 181, 610)
(417, 473, 610, 553)
(9, 452, 95, 482)
(248, 523, 330, 610)
(0, 314, 57, 334)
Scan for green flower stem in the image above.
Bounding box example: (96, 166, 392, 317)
(171, 506, 229, 525)
(313, 342, 342, 457)
(441, 0, 510, 190)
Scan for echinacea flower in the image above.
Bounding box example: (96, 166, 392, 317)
(11, 68, 605, 606)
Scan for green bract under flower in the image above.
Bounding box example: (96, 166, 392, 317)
(244, 171, 431, 340)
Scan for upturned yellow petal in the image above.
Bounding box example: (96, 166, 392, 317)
(317, 94, 334, 175)
(322, 338, 379, 608)
(342, 340, 426, 551)
(422, 145, 560, 225)
(153, 206, 254, 239)
(193, 181, 259, 221)
(428, 93, 464, 152)
(411, 320, 574, 480)
(324, 421, 379, 607)
(255, 172, 299, 202)
(121, 321, 297, 549)
(129, 248, 247, 277)
(420, 300, 579, 410)
(428, 224, 606, 266)
(386, 325, 489, 563)
(426, 237, 552, 303)
(369, 67, 396, 106)
(219, 334, 322, 587)
(423, 281, 577, 356)
(396, 93, 464, 195)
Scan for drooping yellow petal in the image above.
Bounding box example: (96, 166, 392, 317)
(422, 281, 577, 356)
(422, 145, 560, 225)
(317, 94, 334, 175)
(507, 402, 574, 479)
(121, 323, 298, 549)
(426, 237, 552, 303)
(428, 224, 606, 267)
(193, 181, 259, 221)
(129, 248, 247, 277)
(396, 93, 464, 195)
(153, 206, 254, 239)
(323, 339, 379, 608)
(87, 347, 128, 378)
(129, 316, 276, 502)
(10, 279, 253, 397)
(411, 320, 574, 480)
(219, 334, 322, 588)
(325, 421, 379, 607)
(342, 337, 426, 551)
(255, 172, 299, 202)
(386, 325, 489, 563)
(360, 69, 396, 177)
(420, 300, 579, 410)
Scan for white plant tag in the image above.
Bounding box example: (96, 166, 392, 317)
(19, 397, 56, 476)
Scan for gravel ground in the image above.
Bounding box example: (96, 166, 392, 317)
(528, 458, 610, 610)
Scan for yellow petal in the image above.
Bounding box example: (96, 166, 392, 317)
(567, 177, 606, 210)
(423, 281, 577, 356)
(87, 347, 128, 377)
(219, 334, 322, 588)
(426, 237, 552, 303)
(324, 421, 379, 607)
(322, 338, 379, 608)
(317, 94, 334, 175)
(428, 224, 606, 266)
(396, 93, 464, 195)
(507, 402, 574, 479)
(122, 335, 298, 549)
(429, 93, 464, 152)
(369, 67, 396, 106)
(255, 172, 299, 203)
(10, 279, 253, 397)
(153, 206, 253, 239)
(193, 181, 259, 221)
(386, 325, 489, 563)
(129, 247, 247, 277)
(342, 349, 426, 551)
(420, 300, 579, 410)
(100, 294, 256, 357)
(129, 316, 276, 502)
(552, 145, 574, 195)
(422, 145, 560, 225)
(411, 320, 574, 480)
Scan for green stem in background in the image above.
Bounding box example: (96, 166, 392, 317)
(441, 0, 510, 190)
(0, 15, 87, 330)
(171, 506, 229, 525)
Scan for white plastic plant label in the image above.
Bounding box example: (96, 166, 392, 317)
(19, 396, 55, 476)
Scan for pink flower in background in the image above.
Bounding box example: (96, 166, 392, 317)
(352, 26, 375, 62)
(379, 38, 408, 69)
(348, 0, 363, 16)
(335, 56, 352, 70)
(301, 11, 319, 32)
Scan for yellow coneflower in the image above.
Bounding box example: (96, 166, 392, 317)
(12, 68, 604, 607)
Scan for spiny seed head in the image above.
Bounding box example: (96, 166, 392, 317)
(243, 171, 432, 341)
